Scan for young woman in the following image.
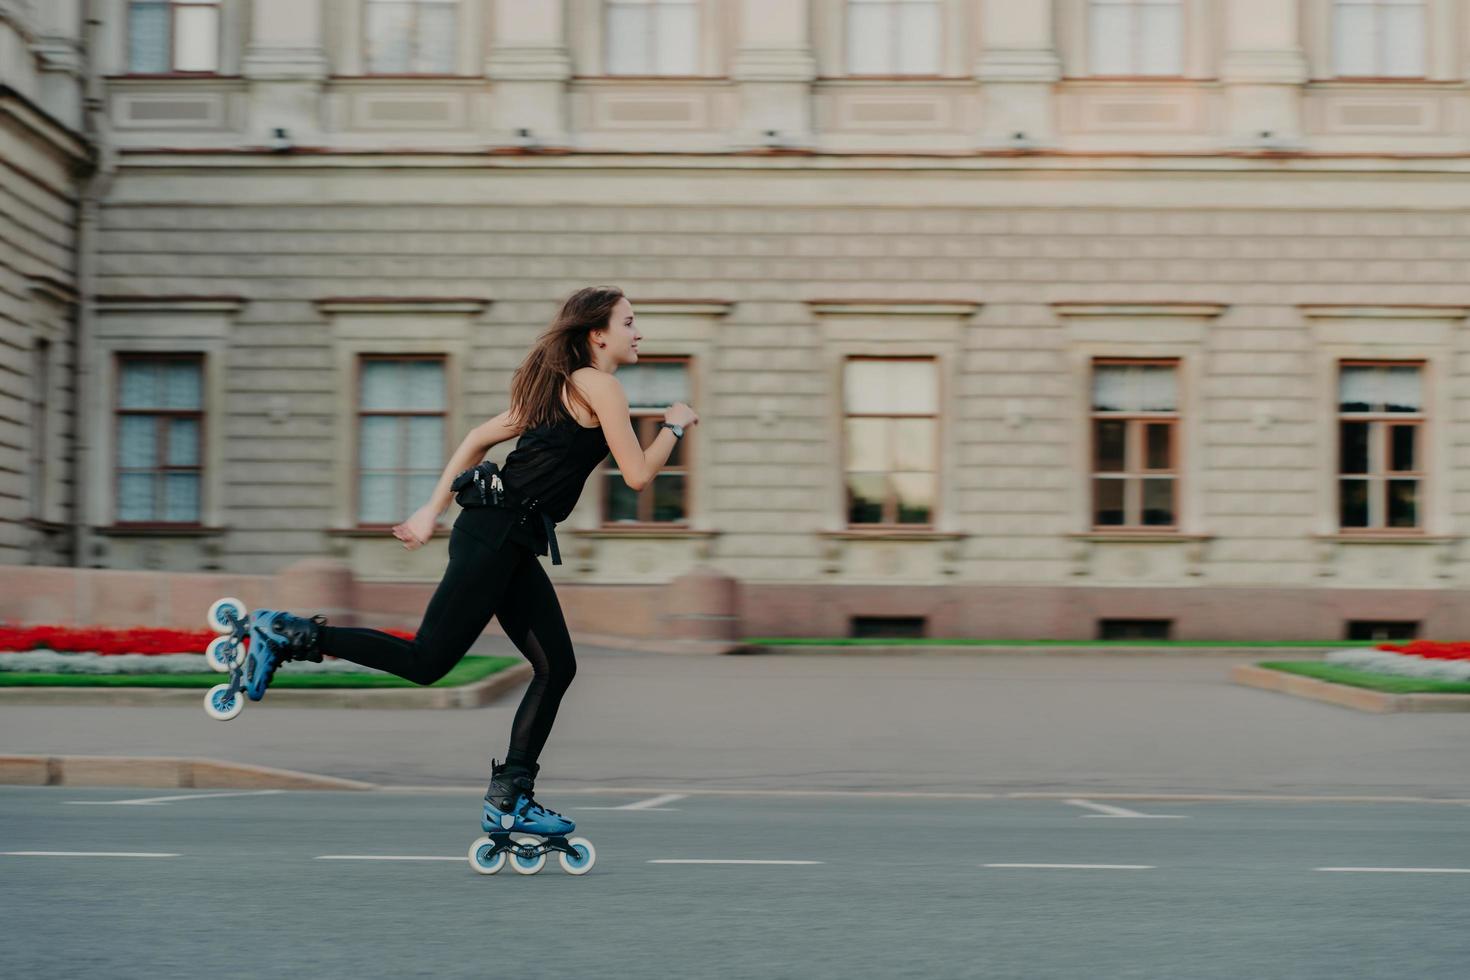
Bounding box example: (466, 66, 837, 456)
(237, 286, 697, 844)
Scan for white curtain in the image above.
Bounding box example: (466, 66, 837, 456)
(848, 0, 940, 75)
(173, 0, 221, 73)
(607, 0, 698, 75)
(1093, 364, 1176, 413)
(1334, 0, 1425, 77)
(1340, 365, 1422, 412)
(620, 361, 690, 409)
(844, 359, 938, 416)
(1090, 0, 1183, 76)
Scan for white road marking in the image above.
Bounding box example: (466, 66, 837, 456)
(650, 859, 823, 866)
(3, 851, 179, 858)
(582, 793, 687, 812)
(1318, 867, 1470, 874)
(1065, 799, 1186, 819)
(65, 790, 286, 807)
(984, 864, 1155, 870)
(316, 855, 464, 862)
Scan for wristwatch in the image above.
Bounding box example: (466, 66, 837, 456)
(659, 421, 685, 439)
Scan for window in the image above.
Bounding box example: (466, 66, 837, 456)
(1333, 0, 1426, 77)
(366, 0, 459, 74)
(844, 358, 938, 526)
(1088, 0, 1184, 76)
(1338, 362, 1423, 531)
(30, 341, 51, 520)
(851, 616, 927, 639)
(1346, 620, 1419, 641)
(606, 0, 699, 75)
(1091, 361, 1179, 529)
(127, 0, 221, 74)
(601, 358, 690, 524)
(115, 354, 204, 524)
(358, 357, 447, 525)
(1098, 618, 1173, 640)
(846, 0, 941, 75)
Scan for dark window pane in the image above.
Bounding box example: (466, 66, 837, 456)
(1339, 479, 1370, 528)
(1094, 478, 1125, 526)
(893, 472, 934, 524)
(663, 424, 685, 467)
(1346, 620, 1419, 641)
(1339, 421, 1369, 474)
(1387, 479, 1418, 528)
(605, 473, 639, 522)
(1389, 425, 1415, 473)
(1094, 420, 1126, 473)
(652, 474, 686, 523)
(846, 473, 885, 524)
(1144, 423, 1171, 471)
(1141, 478, 1174, 526)
(851, 617, 926, 639)
(1098, 619, 1172, 641)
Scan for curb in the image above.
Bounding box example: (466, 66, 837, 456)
(0, 755, 376, 791)
(0, 662, 532, 709)
(743, 644, 1337, 657)
(1232, 664, 1470, 713)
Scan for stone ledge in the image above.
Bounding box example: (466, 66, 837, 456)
(0, 662, 531, 709)
(1231, 663, 1470, 714)
(0, 755, 376, 790)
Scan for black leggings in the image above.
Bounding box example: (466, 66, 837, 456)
(318, 516, 576, 769)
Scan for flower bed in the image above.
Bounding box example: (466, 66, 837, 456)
(1323, 641, 1470, 683)
(0, 623, 415, 675)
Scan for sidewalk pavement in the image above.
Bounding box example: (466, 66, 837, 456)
(3, 646, 1467, 798)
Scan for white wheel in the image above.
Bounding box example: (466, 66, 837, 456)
(205, 636, 243, 673)
(207, 597, 248, 634)
(468, 836, 506, 875)
(203, 683, 245, 721)
(510, 835, 546, 875)
(558, 837, 596, 876)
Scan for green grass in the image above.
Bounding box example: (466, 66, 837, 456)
(744, 637, 1380, 648)
(0, 655, 520, 689)
(1258, 661, 1470, 695)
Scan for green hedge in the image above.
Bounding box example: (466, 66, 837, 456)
(0, 655, 519, 689)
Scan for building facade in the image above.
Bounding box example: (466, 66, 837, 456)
(4, 0, 1470, 641)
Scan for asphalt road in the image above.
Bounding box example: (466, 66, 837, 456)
(3, 653, 1468, 797)
(4, 786, 1468, 979)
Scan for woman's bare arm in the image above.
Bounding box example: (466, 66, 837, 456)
(422, 410, 521, 517)
(576, 372, 679, 492)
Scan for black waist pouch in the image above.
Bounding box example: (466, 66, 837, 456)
(449, 461, 505, 508)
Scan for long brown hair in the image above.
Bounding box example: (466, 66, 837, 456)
(508, 286, 624, 430)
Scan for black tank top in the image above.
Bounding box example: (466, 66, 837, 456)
(498, 407, 610, 524)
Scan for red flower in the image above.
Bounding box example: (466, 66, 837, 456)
(0, 624, 416, 655)
(1378, 641, 1470, 661)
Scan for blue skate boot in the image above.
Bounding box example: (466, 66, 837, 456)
(243, 610, 327, 702)
(482, 761, 575, 836)
(469, 761, 595, 876)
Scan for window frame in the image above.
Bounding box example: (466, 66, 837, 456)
(1337, 359, 1426, 534)
(354, 353, 451, 529)
(112, 352, 207, 529)
(361, 0, 463, 77)
(1089, 357, 1182, 532)
(1085, 0, 1187, 79)
(125, 0, 224, 76)
(603, 0, 702, 77)
(1329, 0, 1428, 80)
(842, 354, 941, 529)
(843, 0, 944, 78)
(598, 355, 693, 527)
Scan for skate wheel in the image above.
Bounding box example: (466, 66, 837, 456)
(203, 683, 244, 721)
(468, 836, 506, 875)
(510, 836, 545, 875)
(207, 597, 248, 634)
(558, 837, 596, 876)
(204, 636, 244, 673)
